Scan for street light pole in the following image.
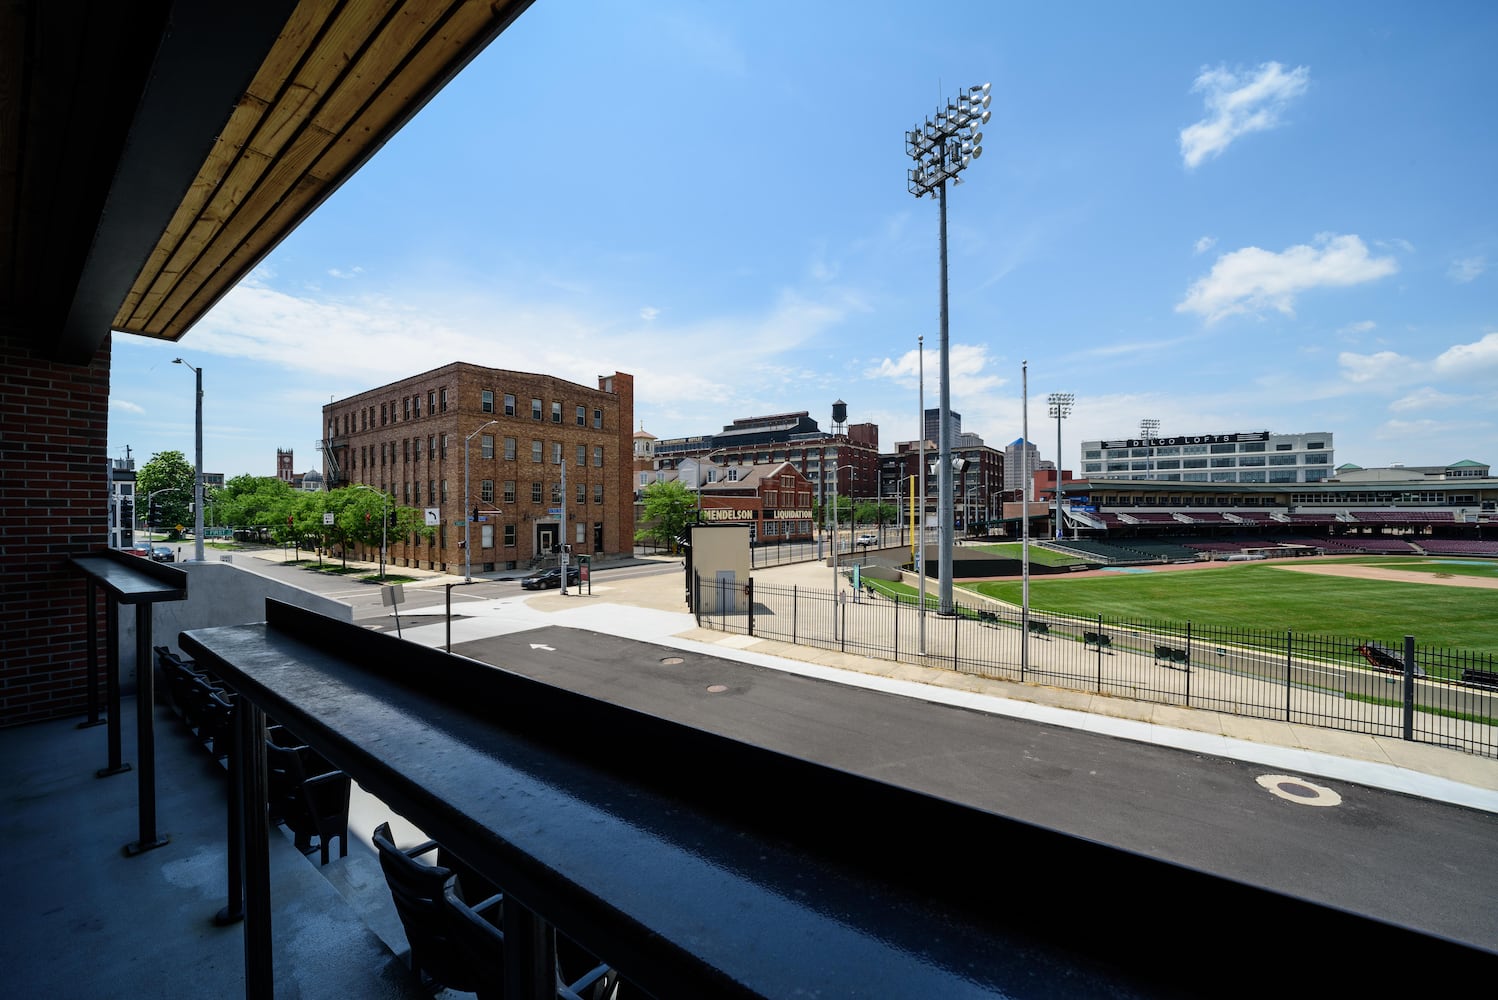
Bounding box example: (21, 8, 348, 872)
(908, 82, 991, 615)
(464, 420, 499, 583)
(172, 358, 205, 561)
(1047, 393, 1073, 541)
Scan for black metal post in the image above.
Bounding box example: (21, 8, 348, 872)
(217, 694, 245, 926)
(79, 578, 105, 728)
(502, 899, 558, 1000)
(792, 585, 797, 643)
(239, 698, 273, 999)
(124, 605, 169, 855)
(1184, 621, 1192, 705)
(1285, 631, 1293, 722)
(1096, 614, 1104, 691)
(747, 577, 755, 636)
(446, 583, 454, 653)
(1403, 635, 1416, 742)
(97, 596, 130, 777)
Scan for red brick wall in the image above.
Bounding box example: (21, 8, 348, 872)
(0, 334, 111, 726)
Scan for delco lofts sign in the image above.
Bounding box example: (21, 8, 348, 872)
(1100, 431, 1269, 449)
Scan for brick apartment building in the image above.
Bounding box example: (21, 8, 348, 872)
(322, 365, 634, 572)
(697, 462, 818, 543)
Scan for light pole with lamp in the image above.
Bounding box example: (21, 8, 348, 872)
(463, 420, 499, 583)
(907, 81, 991, 614)
(344, 483, 390, 580)
(1048, 393, 1073, 540)
(171, 358, 205, 561)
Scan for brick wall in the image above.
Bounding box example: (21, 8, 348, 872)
(0, 334, 111, 726)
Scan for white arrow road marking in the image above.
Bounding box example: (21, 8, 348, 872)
(529, 643, 556, 651)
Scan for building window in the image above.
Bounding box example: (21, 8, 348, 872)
(428, 390, 436, 414)
(503, 481, 515, 503)
(481, 434, 494, 460)
(1275, 442, 1292, 451)
(593, 446, 603, 468)
(412, 436, 421, 464)
(1306, 441, 1325, 450)
(552, 442, 562, 465)
(1268, 454, 1297, 466)
(532, 398, 542, 420)
(504, 437, 516, 461)
(1210, 443, 1235, 454)
(639, 472, 649, 486)
(403, 439, 411, 463)
(504, 393, 516, 416)
(593, 484, 603, 504)
(440, 389, 448, 412)
(532, 440, 543, 463)
(429, 480, 436, 504)
(504, 524, 515, 547)
(551, 401, 562, 424)
(428, 436, 436, 461)
(403, 397, 412, 420)
(576, 482, 585, 504)
(531, 482, 543, 503)
(480, 479, 494, 503)
(441, 479, 449, 501)
(441, 435, 449, 459)
(766, 490, 778, 506)
(381, 403, 387, 425)
(576, 405, 586, 426)
(481, 390, 494, 413)
(593, 409, 603, 429)
(576, 444, 586, 468)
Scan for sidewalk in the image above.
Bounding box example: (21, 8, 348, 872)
(249, 547, 1498, 809)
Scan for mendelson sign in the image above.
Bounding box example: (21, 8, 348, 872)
(1100, 431, 1269, 449)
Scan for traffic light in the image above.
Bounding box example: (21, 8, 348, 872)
(387, 509, 396, 527)
(149, 501, 159, 523)
(472, 506, 479, 522)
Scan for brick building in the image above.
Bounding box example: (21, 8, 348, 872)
(881, 439, 1005, 531)
(322, 365, 634, 572)
(698, 462, 817, 543)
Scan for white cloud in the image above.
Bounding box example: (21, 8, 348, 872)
(868, 343, 1005, 397)
(1336, 319, 1376, 337)
(1389, 387, 1466, 413)
(327, 266, 364, 279)
(1193, 235, 1216, 255)
(1448, 256, 1486, 283)
(1180, 62, 1310, 169)
(1337, 349, 1412, 384)
(1432, 331, 1498, 375)
(1176, 233, 1397, 322)
(640, 306, 660, 321)
(111, 398, 145, 415)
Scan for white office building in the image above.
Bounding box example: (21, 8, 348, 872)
(1080, 431, 1334, 485)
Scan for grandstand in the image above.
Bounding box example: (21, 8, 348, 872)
(1031, 458, 1497, 561)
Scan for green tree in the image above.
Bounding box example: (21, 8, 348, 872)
(216, 475, 296, 538)
(635, 480, 696, 552)
(136, 450, 195, 539)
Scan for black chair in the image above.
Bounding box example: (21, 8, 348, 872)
(266, 739, 350, 864)
(373, 822, 502, 995)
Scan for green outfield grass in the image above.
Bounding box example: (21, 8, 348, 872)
(965, 559, 1498, 651)
(972, 542, 1087, 566)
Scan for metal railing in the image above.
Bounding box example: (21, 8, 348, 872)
(694, 577, 1498, 759)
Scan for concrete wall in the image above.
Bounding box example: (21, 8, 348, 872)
(118, 559, 351, 688)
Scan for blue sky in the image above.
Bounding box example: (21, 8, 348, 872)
(109, 1, 1497, 480)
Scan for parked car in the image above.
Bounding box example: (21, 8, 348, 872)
(150, 545, 175, 563)
(123, 545, 151, 558)
(856, 533, 878, 546)
(520, 565, 581, 590)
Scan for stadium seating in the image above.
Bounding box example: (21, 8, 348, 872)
(1418, 538, 1498, 556)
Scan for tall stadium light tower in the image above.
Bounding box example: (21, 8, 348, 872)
(171, 358, 205, 561)
(907, 81, 991, 614)
(1047, 392, 1074, 540)
(1140, 418, 1161, 479)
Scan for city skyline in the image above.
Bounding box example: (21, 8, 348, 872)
(108, 1, 1496, 481)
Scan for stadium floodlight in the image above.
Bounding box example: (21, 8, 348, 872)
(1048, 393, 1074, 541)
(907, 80, 992, 615)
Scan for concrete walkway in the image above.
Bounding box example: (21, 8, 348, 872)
(282, 548, 1498, 811)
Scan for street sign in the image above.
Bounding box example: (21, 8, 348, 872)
(453, 519, 466, 526)
(323, 513, 334, 525)
(548, 508, 563, 515)
(424, 507, 440, 526)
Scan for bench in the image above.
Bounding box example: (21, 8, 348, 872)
(1083, 631, 1112, 652)
(1027, 620, 1050, 638)
(978, 610, 1000, 627)
(1461, 668, 1498, 691)
(1154, 645, 1190, 670)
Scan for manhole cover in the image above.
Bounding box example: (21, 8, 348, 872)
(706, 684, 728, 693)
(660, 656, 684, 665)
(1255, 774, 1341, 807)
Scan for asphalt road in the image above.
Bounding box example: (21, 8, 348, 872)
(452, 623, 1498, 954)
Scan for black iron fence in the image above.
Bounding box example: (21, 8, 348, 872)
(693, 576, 1498, 759)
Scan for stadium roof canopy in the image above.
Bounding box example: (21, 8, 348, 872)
(1, 0, 534, 364)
